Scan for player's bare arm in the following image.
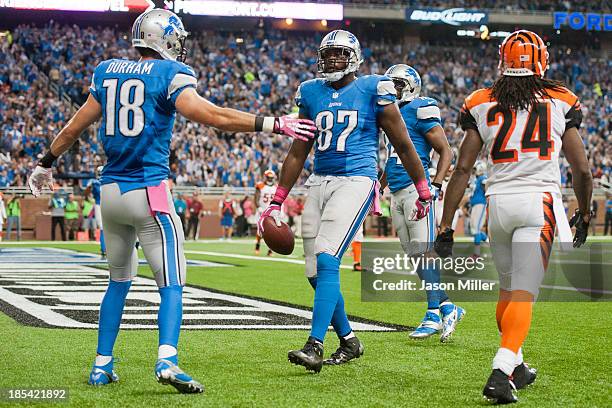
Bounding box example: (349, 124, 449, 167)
(175, 88, 315, 140)
(439, 129, 483, 231)
(28, 95, 102, 197)
(378, 103, 427, 185)
(378, 171, 388, 191)
(425, 125, 453, 188)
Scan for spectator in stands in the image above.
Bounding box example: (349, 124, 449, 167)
(219, 187, 237, 240)
(49, 191, 66, 241)
(5, 194, 21, 241)
(81, 192, 96, 240)
(64, 193, 79, 240)
(605, 192, 612, 236)
(378, 195, 391, 237)
(186, 192, 203, 240)
(241, 196, 255, 236)
(0, 192, 5, 241)
(174, 193, 187, 232)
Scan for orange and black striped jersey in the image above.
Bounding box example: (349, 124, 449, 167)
(458, 86, 582, 195)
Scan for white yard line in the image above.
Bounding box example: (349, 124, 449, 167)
(184, 250, 354, 270)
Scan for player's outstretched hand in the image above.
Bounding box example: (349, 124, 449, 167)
(569, 210, 591, 248)
(434, 228, 454, 258)
(274, 115, 316, 142)
(28, 165, 54, 198)
(257, 203, 282, 235)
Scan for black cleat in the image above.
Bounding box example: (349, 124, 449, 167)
(483, 369, 518, 404)
(288, 337, 323, 373)
(324, 336, 364, 365)
(511, 363, 537, 390)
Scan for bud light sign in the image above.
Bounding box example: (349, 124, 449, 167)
(406, 8, 488, 26)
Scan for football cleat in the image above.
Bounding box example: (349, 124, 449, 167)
(288, 337, 324, 373)
(88, 359, 118, 386)
(482, 369, 518, 404)
(353, 262, 362, 272)
(324, 336, 364, 365)
(440, 304, 466, 343)
(511, 363, 537, 390)
(409, 311, 442, 339)
(155, 359, 204, 394)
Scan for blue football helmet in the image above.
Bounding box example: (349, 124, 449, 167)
(385, 64, 422, 103)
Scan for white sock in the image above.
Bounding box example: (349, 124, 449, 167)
(515, 347, 523, 366)
(439, 300, 452, 308)
(492, 347, 516, 376)
(428, 308, 440, 316)
(95, 355, 112, 367)
(342, 331, 355, 341)
(158, 344, 177, 360)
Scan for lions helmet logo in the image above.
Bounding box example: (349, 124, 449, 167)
(161, 15, 182, 40)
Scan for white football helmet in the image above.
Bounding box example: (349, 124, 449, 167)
(131, 9, 188, 62)
(475, 161, 486, 176)
(317, 30, 363, 82)
(385, 64, 422, 103)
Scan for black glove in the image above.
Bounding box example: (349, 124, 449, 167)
(434, 228, 454, 258)
(569, 210, 592, 248)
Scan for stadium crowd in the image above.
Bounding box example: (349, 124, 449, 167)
(1, 23, 609, 191)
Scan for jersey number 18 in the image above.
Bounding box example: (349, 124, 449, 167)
(102, 78, 146, 137)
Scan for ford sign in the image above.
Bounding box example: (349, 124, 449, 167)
(406, 8, 488, 26)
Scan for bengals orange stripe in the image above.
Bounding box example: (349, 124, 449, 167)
(540, 193, 556, 270)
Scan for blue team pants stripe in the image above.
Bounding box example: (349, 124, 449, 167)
(155, 213, 181, 287)
(335, 181, 375, 258)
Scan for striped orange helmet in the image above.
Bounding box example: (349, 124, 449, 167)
(498, 30, 548, 77)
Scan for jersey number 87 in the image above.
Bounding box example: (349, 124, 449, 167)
(315, 110, 358, 152)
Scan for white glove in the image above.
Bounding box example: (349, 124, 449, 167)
(28, 166, 54, 197)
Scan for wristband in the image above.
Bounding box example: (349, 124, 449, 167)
(272, 186, 289, 205)
(40, 151, 58, 168)
(415, 179, 431, 200)
(255, 116, 276, 132)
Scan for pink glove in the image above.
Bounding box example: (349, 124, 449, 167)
(273, 115, 316, 142)
(410, 179, 432, 221)
(257, 204, 282, 235)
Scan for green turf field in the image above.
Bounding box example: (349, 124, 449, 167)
(0, 239, 610, 407)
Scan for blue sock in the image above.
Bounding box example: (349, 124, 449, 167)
(308, 277, 352, 338)
(97, 279, 132, 356)
(416, 265, 445, 309)
(310, 253, 341, 342)
(100, 230, 106, 253)
(158, 285, 183, 353)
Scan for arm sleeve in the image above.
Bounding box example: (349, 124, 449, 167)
(376, 78, 397, 106)
(168, 64, 198, 109)
(565, 100, 583, 131)
(458, 103, 478, 131)
(416, 101, 442, 134)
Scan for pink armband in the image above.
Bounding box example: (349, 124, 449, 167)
(415, 179, 432, 201)
(272, 186, 289, 204)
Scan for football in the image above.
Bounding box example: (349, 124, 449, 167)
(262, 217, 295, 255)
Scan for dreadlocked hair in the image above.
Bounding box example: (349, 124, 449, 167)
(490, 76, 566, 112)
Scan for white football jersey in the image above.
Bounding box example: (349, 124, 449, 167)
(459, 87, 582, 196)
(256, 182, 276, 209)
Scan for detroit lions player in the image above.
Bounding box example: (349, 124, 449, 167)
(85, 166, 105, 258)
(380, 64, 465, 342)
(257, 30, 432, 372)
(28, 9, 315, 393)
(470, 161, 488, 258)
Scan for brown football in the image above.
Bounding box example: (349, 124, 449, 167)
(262, 217, 295, 255)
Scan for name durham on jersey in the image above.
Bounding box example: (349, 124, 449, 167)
(105, 61, 154, 75)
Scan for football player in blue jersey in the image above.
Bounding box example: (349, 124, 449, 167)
(85, 166, 105, 258)
(27, 9, 316, 394)
(469, 161, 488, 258)
(380, 64, 465, 342)
(257, 30, 432, 373)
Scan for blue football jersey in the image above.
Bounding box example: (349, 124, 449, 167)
(470, 175, 487, 205)
(89, 58, 197, 193)
(295, 75, 396, 179)
(88, 178, 101, 205)
(385, 97, 442, 193)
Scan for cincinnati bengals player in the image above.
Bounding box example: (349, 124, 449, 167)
(435, 30, 593, 404)
(254, 169, 278, 256)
